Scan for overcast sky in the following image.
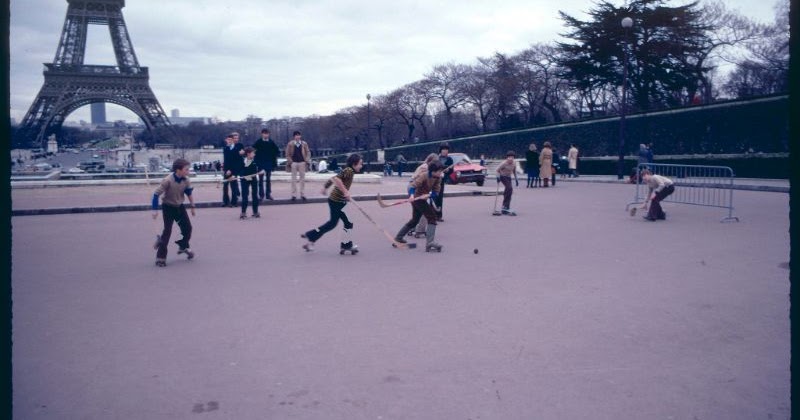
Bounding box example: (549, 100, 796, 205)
(9, 0, 780, 124)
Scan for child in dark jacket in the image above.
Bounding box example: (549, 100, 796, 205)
(239, 146, 261, 219)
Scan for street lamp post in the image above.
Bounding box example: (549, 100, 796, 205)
(366, 94, 371, 149)
(617, 16, 633, 180)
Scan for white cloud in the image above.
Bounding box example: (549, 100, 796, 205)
(10, 0, 781, 123)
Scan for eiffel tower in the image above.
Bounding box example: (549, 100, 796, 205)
(16, 0, 172, 147)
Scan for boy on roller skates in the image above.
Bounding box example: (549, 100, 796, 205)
(301, 154, 363, 254)
(394, 160, 445, 252)
(239, 146, 261, 219)
(151, 158, 196, 267)
(496, 150, 518, 216)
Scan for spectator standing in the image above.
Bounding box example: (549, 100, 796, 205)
(396, 153, 407, 177)
(539, 142, 553, 188)
(222, 134, 243, 207)
(435, 144, 454, 221)
(568, 144, 579, 177)
(253, 128, 279, 200)
(551, 147, 560, 186)
(638, 144, 650, 167)
(285, 130, 311, 201)
(525, 143, 540, 188)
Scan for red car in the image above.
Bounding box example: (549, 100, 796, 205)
(446, 153, 487, 186)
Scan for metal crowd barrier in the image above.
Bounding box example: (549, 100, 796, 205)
(627, 163, 739, 222)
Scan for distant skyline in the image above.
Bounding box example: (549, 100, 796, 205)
(10, 0, 782, 124)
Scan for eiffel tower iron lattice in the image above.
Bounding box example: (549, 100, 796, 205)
(16, 0, 172, 147)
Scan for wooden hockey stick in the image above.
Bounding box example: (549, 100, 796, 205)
(350, 199, 416, 249)
(216, 170, 266, 188)
(376, 193, 429, 208)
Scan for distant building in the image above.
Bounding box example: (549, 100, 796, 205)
(91, 103, 107, 124)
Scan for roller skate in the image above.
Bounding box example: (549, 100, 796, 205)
(425, 242, 443, 252)
(155, 258, 166, 267)
(424, 225, 443, 252)
(501, 208, 517, 216)
(302, 242, 314, 252)
(339, 241, 359, 255)
(177, 247, 195, 259)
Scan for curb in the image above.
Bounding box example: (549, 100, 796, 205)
(11, 191, 483, 217)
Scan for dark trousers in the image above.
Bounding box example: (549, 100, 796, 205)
(304, 199, 352, 242)
(647, 184, 675, 219)
(222, 175, 240, 205)
(399, 200, 438, 236)
(500, 176, 513, 209)
(157, 204, 192, 259)
(258, 169, 273, 199)
(434, 181, 445, 219)
(240, 178, 259, 214)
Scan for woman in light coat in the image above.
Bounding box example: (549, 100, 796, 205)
(539, 142, 553, 187)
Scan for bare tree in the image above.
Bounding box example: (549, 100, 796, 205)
(462, 61, 497, 132)
(722, 0, 789, 97)
(425, 62, 470, 138)
(386, 81, 434, 144)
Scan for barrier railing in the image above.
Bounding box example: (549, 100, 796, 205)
(626, 163, 739, 222)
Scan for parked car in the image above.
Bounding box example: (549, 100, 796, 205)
(446, 153, 487, 186)
(66, 167, 86, 173)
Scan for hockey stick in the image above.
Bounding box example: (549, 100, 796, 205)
(216, 170, 266, 188)
(491, 177, 502, 216)
(376, 193, 429, 208)
(350, 199, 417, 249)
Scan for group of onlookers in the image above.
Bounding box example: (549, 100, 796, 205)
(524, 142, 579, 188)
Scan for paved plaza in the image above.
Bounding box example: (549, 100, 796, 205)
(11, 176, 790, 419)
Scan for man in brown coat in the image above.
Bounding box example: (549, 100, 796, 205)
(539, 142, 553, 187)
(285, 130, 311, 201)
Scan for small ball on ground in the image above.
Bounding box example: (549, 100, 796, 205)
(473, 248, 479, 254)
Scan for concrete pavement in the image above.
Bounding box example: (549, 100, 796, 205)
(11, 178, 790, 419)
